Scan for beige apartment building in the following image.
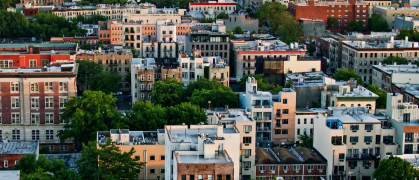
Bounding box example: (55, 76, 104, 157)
(366, 1, 391, 17)
(95, 51, 133, 92)
(272, 88, 297, 145)
(321, 85, 379, 111)
(122, 9, 184, 24)
(97, 129, 165, 180)
(206, 108, 256, 180)
(373, 5, 419, 28)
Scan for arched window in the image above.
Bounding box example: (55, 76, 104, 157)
(148, 75, 151, 81)
(358, 104, 361, 107)
(366, 104, 372, 110)
(341, 104, 346, 107)
(141, 75, 144, 81)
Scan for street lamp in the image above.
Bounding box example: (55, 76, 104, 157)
(208, 101, 211, 110)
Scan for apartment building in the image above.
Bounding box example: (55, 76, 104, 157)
(0, 142, 39, 170)
(239, 77, 273, 148)
(122, 8, 185, 24)
(255, 55, 321, 86)
(94, 51, 133, 92)
(386, 93, 419, 154)
(21, 0, 62, 6)
(123, 23, 142, 51)
(203, 56, 230, 86)
(164, 124, 240, 180)
(372, 63, 419, 93)
(321, 85, 379, 111)
(97, 129, 165, 180)
(185, 25, 230, 64)
(295, 108, 327, 142)
(314, 107, 398, 180)
(340, 36, 419, 84)
(0, 62, 78, 153)
(392, 83, 419, 104)
(223, 14, 259, 33)
(189, 0, 237, 15)
(365, 0, 391, 17)
(52, 3, 157, 21)
(272, 88, 297, 145)
(231, 39, 307, 78)
(178, 51, 204, 86)
(329, 32, 397, 69)
(289, 0, 369, 31)
(206, 108, 256, 180)
(255, 147, 327, 180)
(51, 36, 99, 46)
(98, 20, 123, 45)
(373, 5, 419, 28)
(394, 16, 419, 29)
(130, 58, 182, 104)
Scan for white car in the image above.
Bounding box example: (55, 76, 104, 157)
(112, 92, 122, 95)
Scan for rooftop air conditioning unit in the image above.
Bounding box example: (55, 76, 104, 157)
(260, 170, 264, 173)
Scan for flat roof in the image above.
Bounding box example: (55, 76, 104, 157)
(0, 170, 20, 180)
(0, 142, 38, 154)
(372, 64, 419, 74)
(332, 86, 379, 98)
(177, 153, 229, 164)
(167, 125, 233, 143)
(327, 107, 381, 124)
(207, 109, 254, 122)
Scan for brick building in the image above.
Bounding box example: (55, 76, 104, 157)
(0, 142, 39, 170)
(255, 147, 327, 180)
(0, 54, 75, 68)
(98, 20, 123, 45)
(288, 0, 369, 31)
(0, 62, 78, 153)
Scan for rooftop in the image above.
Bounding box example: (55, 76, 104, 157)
(256, 147, 327, 164)
(177, 153, 229, 163)
(296, 108, 327, 114)
(166, 125, 237, 144)
(372, 63, 419, 74)
(291, 1, 368, 6)
(393, 83, 419, 99)
(326, 107, 381, 125)
(0, 142, 38, 154)
(375, 6, 419, 10)
(206, 108, 254, 122)
(232, 39, 305, 52)
(342, 38, 419, 49)
(330, 31, 399, 40)
(97, 129, 164, 145)
(331, 86, 379, 98)
(0, 170, 20, 180)
(0, 62, 77, 74)
(287, 74, 354, 88)
(44, 153, 82, 169)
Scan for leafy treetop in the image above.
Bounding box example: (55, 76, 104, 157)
(332, 68, 364, 85)
(373, 155, 419, 180)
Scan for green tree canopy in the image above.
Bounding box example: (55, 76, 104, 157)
(0, 0, 12, 10)
(366, 84, 386, 108)
(205, 18, 215, 23)
(284, 80, 293, 88)
(150, 78, 185, 107)
(226, 30, 235, 39)
(189, 89, 241, 108)
(166, 102, 207, 125)
(131, 47, 139, 58)
(332, 68, 364, 85)
(373, 155, 419, 180)
(233, 26, 244, 34)
(369, 13, 390, 32)
(255, 2, 301, 43)
(13, 154, 80, 180)
(297, 134, 313, 148)
(327, 17, 339, 27)
(185, 78, 232, 97)
(126, 100, 168, 131)
(73, 14, 108, 24)
(89, 72, 122, 94)
(382, 56, 409, 65)
(57, 90, 127, 145)
(76, 59, 103, 92)
(80, 43, 93, 50)
(238, 74, 283, 93)
(216, 12, 228, 19)
(307, 42, 316, 56)
(77, 139, 144, 180)
(347, 20, 364, 31)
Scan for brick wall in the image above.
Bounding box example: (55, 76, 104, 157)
(177, 163, 234, 180)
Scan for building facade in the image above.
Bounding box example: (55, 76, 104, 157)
(321, 85, 379, 111)
(0, 142, 39, 170)
(372, 63, 419, 93)
(272, 88, 297, 145)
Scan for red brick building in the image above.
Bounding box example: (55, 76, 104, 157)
(288, 0, 369, 31)
(0, 54, 75, 68)
(0, 141, 39, 169)
(24, 8, 39, 17)
(255, 147, 327, 180)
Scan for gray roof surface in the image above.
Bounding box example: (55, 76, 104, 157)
(0, 142, 37, 154)
(44, 153, 82, 169)
(0, 170, 20, 180)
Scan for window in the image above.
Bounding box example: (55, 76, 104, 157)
(45, 82, 53, 92)
(31, 97, 39, 108)
(350, 125, 359, 130)
(161, 155, 165, 160)
(293, 165, 300, 171)
(283, 99, 287, 104)
(150, 169, 155, 174)
(32, 130, 39, 140)
(363, 160, 371, 168)
(59, 82, 67, 92)
(244, 125, 252, 132)
(350, 136, 359, 143)
(46, 145, 54, 151)
(298, 119, 300, 124)
(275, 129, 281, 134)
(60, 145, 68, 151)
(282, 119, 288, 124)
(45, 114, 54, 124)
(45, 97, 53, 108)
(150, 155, 155, 160)
(339, 153, 345, 161)
(282, 109, 289, 114)
(31, 113, 39, 124)
(0, 60, 12, 68)
(304, 118, 307, 124)
(30, 82, 39, 92)
(160, 169, 165, 173)
(297, 128, 300, 135)
(310, 118, 313, 124)
(364, 136, 372, 143)
(59, 97, 67, 108)
(282, 129, 288, 134)
(4, 160, 8, 168)
(12, 129, 20, 140)
(135, 156, 140, 160)
(46, 130, 54, 140)
(349, 161, 357, 169)
(12, 113, 20, 124)
(243, 137, 252, 144)
(11, 97, 19, 108)
(365, 124, 373, 131)
(244, 149, 251, 156)
(199, 175, 203, 180)
(260, 166, 266, 171)
(208, 175, 213, 180)
(11, 82, 18, 92)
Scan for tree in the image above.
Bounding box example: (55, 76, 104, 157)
(255, 2, 301, 42)
(307, 42, 316, 56)
(189, 89, 241, 108)
(76, 59, 103, 92)
(284, 80, 293, 88)
(373, 155, 419, 180)
(366, 84, 386, 108)
(238, 74, 283, 93)
(80, 43, 93, 50)
(150, 78, 185, 107)
(216, 12, 228, 19)
(327, 17, 339, 27)
(89, 72, 122, 94)
(347, 20, 364, 31)
(233, 26, 244, 34)
(125, 71, 131, 87)
(332, 68, 364, 85)
(185, 78, 232, 97)
(0, 0, 12, 10)
(226, 30, 235, 39)
(298, 134, 313, 148)
(97, 40, 103, 49)
(127, 100, 168, 131)
(382, 56, 409, 65)
(77, 139, 144, 180)
(166, 102, 207, 125)
(57, 90, 128, 145)
(131, 47, 139, 58)
(251, 30, 257, 34)
(205, 18, 215, 23)
(369, 13, 390, 32)
(13, 154, 80, 180)
(84, 14, 108, 24)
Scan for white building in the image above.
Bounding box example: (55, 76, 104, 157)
(321, 85, 379, 111)
(314, 107, 398, 180)
(189, 0, 237, 15)
(295, 108, 326, 142)
(164, 124, 241, 180)
(239, 77, 273, 147)
(206, 108, 257, 180)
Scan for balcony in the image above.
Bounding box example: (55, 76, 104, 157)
(346, 153, 377, 160)
(252, 105, 262, 108)
(189, 67, 195, 71)
(257, 127, 271, 132)
(256, 137, 270, 141)
(263, 104, 271, 108)
(145, 49, 155, 52)
(163, 49, 172, 52)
